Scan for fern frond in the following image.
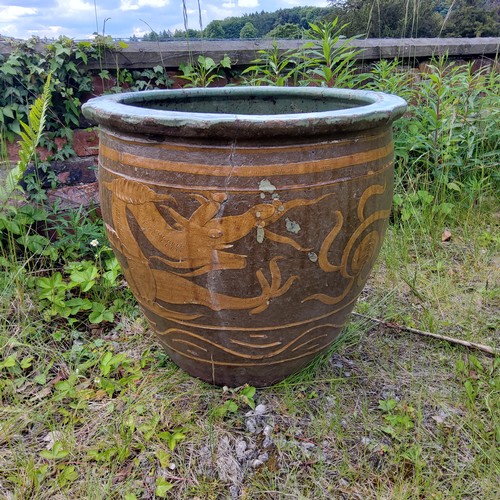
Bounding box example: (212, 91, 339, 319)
(17, 73, 52, 169)
(0, 73, 52, 204)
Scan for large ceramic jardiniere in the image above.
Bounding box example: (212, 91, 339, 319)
(82, 87, 406, 387)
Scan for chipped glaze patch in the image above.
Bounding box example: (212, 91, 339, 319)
(308, 252, 318, 262)
(285, 218, 301, 234)
(259, 179, 277, 193)
(256, 226, 265, 243)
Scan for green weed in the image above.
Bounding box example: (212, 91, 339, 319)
(179, 55, 231, 87)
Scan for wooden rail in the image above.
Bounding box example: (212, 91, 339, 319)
(1, 38, 499, 70)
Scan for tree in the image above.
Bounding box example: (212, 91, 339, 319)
(328, 0, 500, 37)
(173, 28, 201, 38)
(240, 22, 258, 39)
(441, 0, 500, 37)
(220, 19, 247, 38)
(328, 0, 444, 37)
(200, 6, 332, 39)
(142, 29, 173, 41)
(204, 20, 225, 39)
(266, 23, 304, 39)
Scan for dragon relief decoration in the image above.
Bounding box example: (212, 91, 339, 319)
(103, 178, 332, 319)
(304, 182, 390, 306)
(102, 178, 388, 322)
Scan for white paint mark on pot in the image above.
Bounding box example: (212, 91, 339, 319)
(285, 217, 301, 234)
(259, 179, 276, 193)
(308, 252, 318, 262)
(256, 226, 265, 243)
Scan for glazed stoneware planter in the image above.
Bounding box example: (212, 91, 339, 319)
(82, 87, 406, 387)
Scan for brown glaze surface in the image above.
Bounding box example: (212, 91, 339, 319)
(98, 125, 394, 386)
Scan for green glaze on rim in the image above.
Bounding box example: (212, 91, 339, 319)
(82, 86, 407, 139)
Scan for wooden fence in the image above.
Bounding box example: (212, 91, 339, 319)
(1, 37, 499, 70)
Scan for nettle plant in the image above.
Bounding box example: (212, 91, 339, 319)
(366, 56, 500, 227)
(179, 54, 232, 87)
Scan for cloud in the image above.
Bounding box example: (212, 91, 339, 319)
(237, 0, 259, 7)
(121, 1, 139, 11)
(1, 6, 38, 23)
(131, 26, 150, 37)
(205, 4, 236, 20)
(49, 0, 94, 20)
(0, 24, 20, 38)
(120, 0, 170, 11)
(0, 0, 53, 6)
(57, 0, 94, 13)
(282, 0, 328, 5)
(28, 25, 66, 38)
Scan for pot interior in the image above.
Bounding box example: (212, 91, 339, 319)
(131, 93, 368, 115)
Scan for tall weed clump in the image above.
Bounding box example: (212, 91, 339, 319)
(367, 57, 499, 230)
(242, 19, 361, 87)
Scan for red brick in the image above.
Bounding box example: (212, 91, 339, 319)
(6, 142, 20, 161)
(46, 182, 100, 211)
(209, 75, 229, 87)
(92, 74, 118, 96)
(73, 128, 99, 157)
(40, 137, 67, 161)
(166, 70, 187, 89)
(5, 137, 68, 162)
(57, 171, 71, 184)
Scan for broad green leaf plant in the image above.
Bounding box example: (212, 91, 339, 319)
(179, 55, 231, 87)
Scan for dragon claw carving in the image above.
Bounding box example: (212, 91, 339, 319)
(250, 257, 298, 314)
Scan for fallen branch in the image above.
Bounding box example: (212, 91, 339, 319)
(352, 312, 497, 357)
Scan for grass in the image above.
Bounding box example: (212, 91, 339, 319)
(373, 215, 499, 347)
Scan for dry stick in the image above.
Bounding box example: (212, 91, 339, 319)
(352, 312, 497, 357)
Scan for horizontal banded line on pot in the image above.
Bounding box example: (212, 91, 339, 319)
(160, 323, 340, 360)
(99, 158, 394, 193)
(101, 128, 392, 160)
(99, 143, 393, 178)
(164, 338, 334, 367)
(142, 293, 358, 332)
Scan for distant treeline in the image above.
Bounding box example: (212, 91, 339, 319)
(139, 1, 500, 41)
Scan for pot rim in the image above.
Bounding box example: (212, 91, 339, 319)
(82, 86, 407, 138)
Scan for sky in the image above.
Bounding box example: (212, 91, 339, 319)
(0, 0, 330, 40)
